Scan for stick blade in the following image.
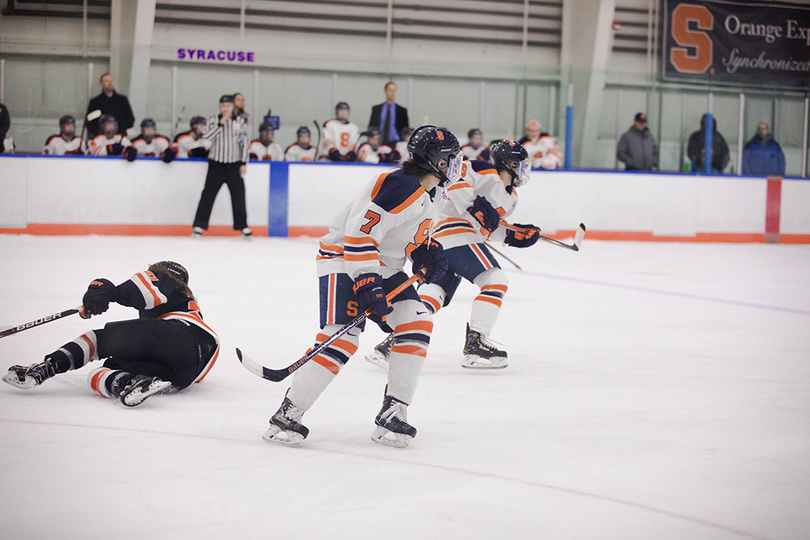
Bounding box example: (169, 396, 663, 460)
(572, 223, 586, 251)
(235, 348, 290, 382)
(86, 109, 102, 121)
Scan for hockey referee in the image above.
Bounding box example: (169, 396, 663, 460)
(192, 94, 251, 237)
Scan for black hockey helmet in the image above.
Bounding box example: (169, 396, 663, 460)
(490, 139, 531, 187)
(363, 127, 381, 139)
(407, 125, 462, 187)
(259, 122, 274, 133)
(296, 126, 311, 137)
(335, 101, 350, 112)
(190, 116, 206, 129)
(59, 115, 76, 129)
(140, 118, 157, 130)
(468, 128, 482, 139)
(154, 261, 189, 284)
(99, 114, 118, 133)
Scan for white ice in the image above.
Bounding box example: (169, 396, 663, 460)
(1, 235, 809, 540)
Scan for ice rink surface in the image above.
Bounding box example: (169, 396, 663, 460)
(1, 234, 808, 540)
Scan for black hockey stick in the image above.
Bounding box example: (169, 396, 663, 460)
(237, 270, 425, 382)
(312, 119, 321, 159)
(0, 306, 83, 340)
(485, 243, 523, 272)
(502, 222, 587, 252)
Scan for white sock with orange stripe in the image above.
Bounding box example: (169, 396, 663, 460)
(287, 325, 361, 411)
(386, 300, 433, 404)
(470, 268, 509, 336)
(87, 366, 117, 398)
(418, 283, 446, 315)
(48, 330, 100, 373)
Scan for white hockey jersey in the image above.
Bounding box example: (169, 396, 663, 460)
(43, 134, 86, 155)
(248, 139, 284, 161)
(522, 134, 563, 169)
(461, 144, 491, 162)
(284, 143, 317, 162)
(322, 118, 360, 158)
(174, 131, 211, 158)
(357, 142, 400, 164)
(395, 140, 409, 163)
(89, 134, 132, 156)
(131, 135, 170, 157)
(432, 160, 519, 250)
(316, 168, 440, 280)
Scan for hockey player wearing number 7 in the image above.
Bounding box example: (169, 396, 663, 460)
(263, 125, 461, 448)
(3, 262, 220, 407)
(366, 140, 541, 370)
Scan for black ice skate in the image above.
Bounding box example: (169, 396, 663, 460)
(462, 323, 508, 369)
(364, 333, 394, 372)
(263, 397, 309, 445)
(2, 358, 57, 390)
(371, 394, 416, 448)
(118, 375, 172, 407)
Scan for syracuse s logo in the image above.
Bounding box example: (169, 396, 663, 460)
(670, 3, 714, 73)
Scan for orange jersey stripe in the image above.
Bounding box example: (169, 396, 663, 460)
(470, 244, 493, 269)
(345, 253, 380, 262)
(390, 188, 424, 215)
(447, 182, 472, 191)
(344, 236, 379, 247)
(195, 348, 219, 383)
(370, 170, 395, 200)
(136, 272, 162, 307)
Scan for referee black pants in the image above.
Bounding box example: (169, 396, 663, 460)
(193, 160, 247, 230)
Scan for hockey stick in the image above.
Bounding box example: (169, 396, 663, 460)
(173, 106, 186, 137)
(237, 270, 425, 382)
(79, 109, 102, 151)
(502, 222, 587, 252)
(312, 119, 321, 159)
(485, 243, 523, 272)
(0, 306, 83, 340)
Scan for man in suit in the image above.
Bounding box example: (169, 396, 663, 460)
(368, 81, 409, 147)
(86, 73, 135, 139)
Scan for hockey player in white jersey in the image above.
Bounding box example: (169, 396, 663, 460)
(367, 140, 541, 370)
(357, 127, 400, 164)
(322, 101, 360, 161)
(248, 122, 284, 161)
(89, 115, 131, 157)
(520, 119, 563, 169)
(395, 126, 413, 164)
(43, 115, 87, 155)
(263, 126, 462, 448)
(127, 118, 175, 162)
(174, 116, 210, 159)
(460, 128, 491, 162)
(284, 126, 317, 161)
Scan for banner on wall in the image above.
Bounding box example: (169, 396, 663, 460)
(662, 0, 810, 87)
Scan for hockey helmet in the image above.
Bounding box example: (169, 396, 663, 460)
(259, 122, 274, 133)
(154, 261, 189, 284)
(59, 115, 76, 129)
(189, 116, 206, 129)
(296, 126, 311, 137)
(335, 101, 350, 112)
(140, 118, 157, 130)
(407, 125, 462, 187)
(490, 139, 530, 187)
(99, 114, 118, 133)
(363, 127, 381, 139)
(468, 128, 482, 139)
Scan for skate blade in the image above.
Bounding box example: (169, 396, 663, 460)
(461, 354, 508, 370)
(121, 380, 172, 407)
(371, 425, 412, 448)
(262, 424, 305, 446)
(2, 371, 37, 390)
(364, 351, 390, 372)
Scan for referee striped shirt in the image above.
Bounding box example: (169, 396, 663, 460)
(203, 115, 249, 164)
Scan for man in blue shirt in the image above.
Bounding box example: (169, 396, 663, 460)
(368, 82, 410, 147)
(742, 122, 786, 176)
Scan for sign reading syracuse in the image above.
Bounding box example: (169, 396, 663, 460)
(177, 48, 255, 63)
(663, 0, 810, 87)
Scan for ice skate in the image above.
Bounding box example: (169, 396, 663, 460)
(2, 359, 57, 390)
(263, 397, 309, 445)
(365, 333, 393, 372)
(119, 375, 172, 407)
(371, 394, 416, 448)
(462, 323, 508, 369)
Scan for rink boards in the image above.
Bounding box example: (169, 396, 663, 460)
(1, 155, 809, 242)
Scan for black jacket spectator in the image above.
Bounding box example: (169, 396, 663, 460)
(0, 102, 10, 152)
(368, 82, 409, 146)
(86, 76, 135, 139)
(688, 114, 730, 173)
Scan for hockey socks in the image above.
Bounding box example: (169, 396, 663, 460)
(2, 331, 101, 390)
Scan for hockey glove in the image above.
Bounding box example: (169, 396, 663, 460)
(108, 143, 125, 156)
(410, 239, 448, 284)
(343, 150, 358, 162)
(328, 149, 343, 162)
(81, 278, 118, 318)
(162, 146, 178, 163)
(123, 146, 138, 162)
(504, 223, 541, 248)
(467, 195, 500, 236)
(353, 273, 392, 325)
(189, 147, 209, 159)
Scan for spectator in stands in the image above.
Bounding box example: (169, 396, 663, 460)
(742, 122, 785, 176)
(175, 116, 210, 159)
(86, 73, 135, 139)
(249, 122, 284, 161)
(519, 119, 563, 169)
(616, 112, 659, 171)
(688, 114, 730, 174)
(322, 102, 360, 161)
(285, 126, 317, 161)
(127, 118, 174, 162)
(368, 82, 409, 147)
(395, 126, 413, 163)
(234, 92, 249, 122)
(357, 127, 400, 163)
(89, 115, 132, 156)
(461, 128, 491, 161)
(44, 115, 87, 155)
(0, 102, 9, 153)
